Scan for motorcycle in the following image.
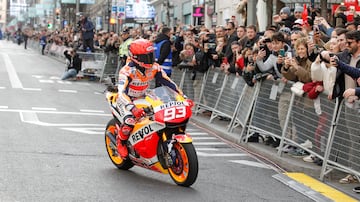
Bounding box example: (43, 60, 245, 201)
(104, 85, 199, 187)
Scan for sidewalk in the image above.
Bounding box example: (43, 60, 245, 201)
(190, 112, 360, 201)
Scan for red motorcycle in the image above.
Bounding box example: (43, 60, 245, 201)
(104, 86, 198, 187)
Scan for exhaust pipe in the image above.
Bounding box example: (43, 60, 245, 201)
(106, 131, 117, 145)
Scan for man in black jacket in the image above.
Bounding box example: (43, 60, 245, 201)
(62, 49, 82, 80)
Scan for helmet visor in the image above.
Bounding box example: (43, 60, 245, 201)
(136, 53, 155, 64)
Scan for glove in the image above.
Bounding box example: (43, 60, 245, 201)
(131, 106, 145, 119)
(186, 99, 194, 108)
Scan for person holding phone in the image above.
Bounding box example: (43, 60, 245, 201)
(256, 31, 291, 80)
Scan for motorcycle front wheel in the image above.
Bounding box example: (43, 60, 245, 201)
(168, 143, 198, 187)
(105, 119, 134, 170)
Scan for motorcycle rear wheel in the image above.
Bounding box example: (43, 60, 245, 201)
(168, 143, 198, 187)
(105, 119, 134, 170)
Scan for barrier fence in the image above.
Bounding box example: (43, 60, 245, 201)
(28, 41, 360, 181)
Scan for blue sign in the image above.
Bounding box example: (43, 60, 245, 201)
(119, 6, 125, 12)
(112, 6, 117, 12)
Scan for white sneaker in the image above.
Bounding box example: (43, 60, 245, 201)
(303, 154, 316, 163)
(300, 139, 313, 149)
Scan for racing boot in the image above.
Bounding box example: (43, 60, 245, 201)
(116, 125, 132, 158)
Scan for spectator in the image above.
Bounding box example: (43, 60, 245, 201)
(62, 48, 82, 80)
(40, 30, 47, 55)
(79, 15, 95, 52)
(224, 21, 239, 59)
(22, 29, 29, 49)
(154, 27, 173, 86)
(118, 29, 133, 67)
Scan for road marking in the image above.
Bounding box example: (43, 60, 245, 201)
(23, 88, 42, 91)
(32, 75, 43, 78)
(39, 80, 55, 83)
(79, 109, 105, 113)
(192, 137, 217, 140)
(0, 108, 111, 117)
(193, 142, 226, 145)
(229, 160, 272, 169)
(20, 111, 39, 124)
(196, 148, 219, 151)
(57, 80, 72, 84)
(189, 132, 209, 136)
(0, 87, 6, 89)
(50, 76, 61, 80)
(284, 173, 358, 202)
(58, 89, 77, 93)
(0, 106, 9, 109)
(1, 53, 23, 88)
(61, 127, 104, 135)
(32, 107, 57, 111)
(197, 152, 247, 157)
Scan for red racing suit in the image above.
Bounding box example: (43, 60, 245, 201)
(116, 61, 183, 130)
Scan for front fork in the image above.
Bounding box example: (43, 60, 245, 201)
(162, 132, 193, 167)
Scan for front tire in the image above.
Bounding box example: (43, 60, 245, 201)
(168, 143, 198, 187)
(105, 119, 133, 170)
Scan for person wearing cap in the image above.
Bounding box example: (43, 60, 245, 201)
(118, 29, 133, 64)
(154, 27, 173, 86)
(293, 5, 304, 20)
(79, 15, 95, 52)
(279, 6, 295, 28)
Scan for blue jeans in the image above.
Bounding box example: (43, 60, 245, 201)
(61, 69, 78, 80)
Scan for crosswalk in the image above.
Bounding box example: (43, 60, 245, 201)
(63, 124, 273, 169)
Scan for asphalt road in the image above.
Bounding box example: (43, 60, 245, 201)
(0, 40, 313, 202)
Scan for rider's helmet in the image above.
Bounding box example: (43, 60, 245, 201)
(129, 39, 155, 69)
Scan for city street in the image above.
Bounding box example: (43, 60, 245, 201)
(0, 40, 313, 201)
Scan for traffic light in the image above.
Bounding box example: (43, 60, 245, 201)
(109, 18, 116, 25)
(47, 23, 53, 29)
(55, 8, 60, 20)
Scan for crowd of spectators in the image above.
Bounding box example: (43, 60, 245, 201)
(3, 3, 360, 192)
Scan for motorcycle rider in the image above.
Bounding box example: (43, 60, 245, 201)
(116, 38, 184, 158)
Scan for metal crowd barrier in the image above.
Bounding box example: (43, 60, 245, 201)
(76, 52, 107, 80)
(321, 99, 360, 180)
(25, 40, 360, 181)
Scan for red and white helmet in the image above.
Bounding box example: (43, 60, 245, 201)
(129, 39, 155, 69)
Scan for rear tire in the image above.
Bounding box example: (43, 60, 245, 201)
(105, 119, 134, 170)
(168, 143, 198, 187)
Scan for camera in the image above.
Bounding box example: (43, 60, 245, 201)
(259, 44, 266, 50)
(207, 43, 216, 49)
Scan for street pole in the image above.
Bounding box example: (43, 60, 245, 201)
(246, 0, 257, 26)
(76, 0, 80, 24)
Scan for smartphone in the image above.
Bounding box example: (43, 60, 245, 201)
(222, 57, 228, 64)
(279, 49, 285, 57)
(286, 52, 292, 58)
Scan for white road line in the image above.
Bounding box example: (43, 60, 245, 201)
(22, 88, 42, 91)
(196, 148, 219, 151)
(229, 160, 272, 169)
(57, 80, 72, 84)
(1, 53, 23, 88)
(31, 107, 57, 111)
(39, 80, 55, 83)
(79, 109, 104, 113)
(61, 128, 104, 135)
(32, 75, 43, 78)
(189, 132, 209, 136)
(192, 137, 217, 140)
(50, 76, 61, 80)
(0, 106, 9, 109)
(0, 108, 111, 117)
(0, 87, 6, 89)
(58, 89, 77, 93)
(197, 152, 247, 157)
(193, 142, 226, 145)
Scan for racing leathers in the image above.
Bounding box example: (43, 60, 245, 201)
(115, 61, 183, 158)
